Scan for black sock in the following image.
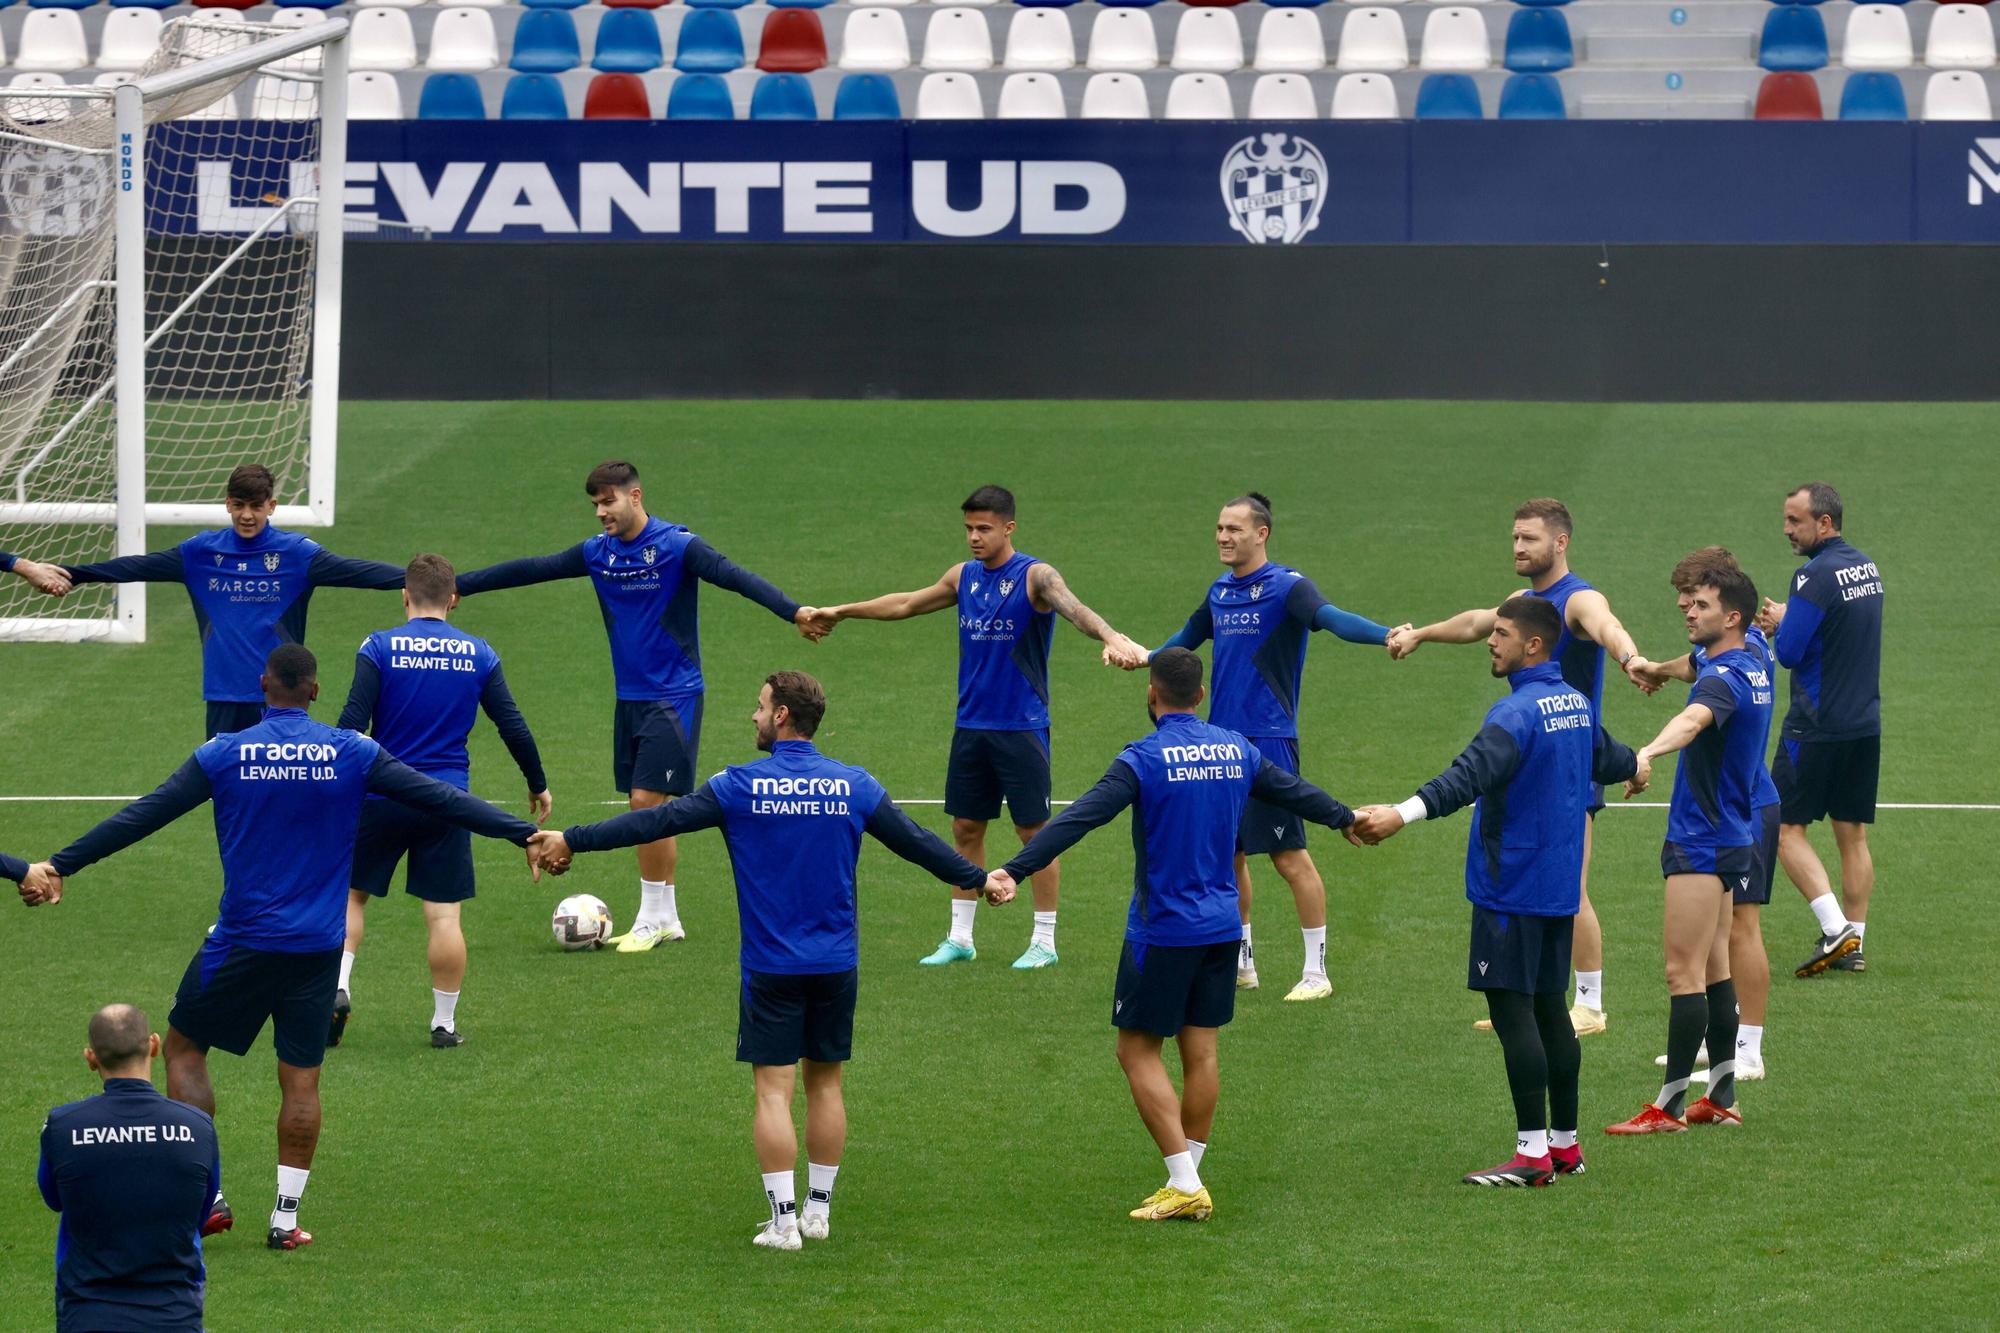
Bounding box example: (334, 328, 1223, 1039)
(1660, 991, 1708, 1118)
(1485, 990, 1548, 1145)
(1533, 989, 1580, 1136)
(1705, 979, 1740, 1110)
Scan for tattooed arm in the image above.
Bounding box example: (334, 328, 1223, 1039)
(1029, 563, 1146, 667)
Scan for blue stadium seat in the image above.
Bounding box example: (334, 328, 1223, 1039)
(1758, 5, 1827, 71)
(28, 0, 99, 11)
(1097, 0, 1161, 9)
(1838, 71, 1908, 120)
(1512, 0, 1570, 6)
(1414, 72, 1482, 119)
(419, 73, 488, 120)
(768, 0, 833, 8)
(832, 72, 901, 119)
(1497, 72, 1566, 119)
(521, 0, 588, 9)
(749, 71, 818, 119)
(666, 71, 736, 118)
(592, 7, 664, 72)
(500, 72, 570, 118)
(673, 9, 745, 71)
(271, 0, 341, 8)
(510, 9, 582, 72)
(109, 0, 180, 9)
(1504, 8, 1572, 72)
(685, 0, 752, 10)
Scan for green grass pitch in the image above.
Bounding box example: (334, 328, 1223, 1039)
(2, 403, 1997, 1330)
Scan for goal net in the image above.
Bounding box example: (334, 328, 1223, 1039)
(0, 14, 347, 641)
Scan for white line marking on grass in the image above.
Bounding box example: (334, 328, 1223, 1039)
(4, 797, 1998, 811)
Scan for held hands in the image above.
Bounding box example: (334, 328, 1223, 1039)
(1342, 805, 1406, 847)
(1100, 633, 1148, 670)
(19, 862, 63, 906)
(525, 830, 572, 881)
(794, 607, 840, 643)
(1755, 598, 1784, 636)
(1624, 752, 1653, 800)
(14, 559, 71, 597)
(1623, 656, 1665, 695)
(982, 869, 1017, 906)
(528, 789, 553, 826)
(1385, 625, 1420, 661)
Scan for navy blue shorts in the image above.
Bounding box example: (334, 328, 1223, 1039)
(1113, 939, 1237, 1038)
(613, 696, 701, 797)
(1737, 802, 1781, 906)
(738, 969, 858, 1065)
(1773, 735, 1879, 826)
(204, 701, 264, 740)
(170, 937, 342, 1068)
(1660, 840, 1754, 886)
(944, 727, 1051, 827)
(1238, 736, 1309, 855)
(351, 798, 475, 903)
(1467, 905, 1573, 994)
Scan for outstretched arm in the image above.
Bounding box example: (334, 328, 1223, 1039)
(1563, 588, 1644, 682)
(863, 799, 987, 888)
(48, 757, 213, 877)
(1001, 760, 1140, 882)
(1627, 652, 1697, 694)
(307, 549, 405, 591)
(1029, 564, 1146, 667)
(1145, 599, 1214, 663)
(3, 553, 70, 596)
(478, 665, 549, 805)
(364, 754, 539, 845)
(453, 544, 591, 597)
(0, 852, 26, 884)
(827, 566, 961, 623)
(61, 548, 184, 586)
(1288, 579, 1392, 647)
(560, 780, 727, 854)
(683, 536, 803, 623)
(1248, 761, 1355, 830)
(1389, 603, 1502, 659)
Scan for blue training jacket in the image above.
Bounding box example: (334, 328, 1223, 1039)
(1775, 535, 1883, 743)
(338, 617, 545, 795)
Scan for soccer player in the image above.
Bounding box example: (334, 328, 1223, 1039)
(48, 464, 407, 738)
(525, 671, 1009, 1251)
(1348, 597, 1639, 1186)
(1389, 498, 1650, 1036)
(2, 549, 70, 596)
(333, 553, 552, 1049)
(1606, 567, 1771, 1135)
(1757, 482, 1878, 977)
(453, 460, 826, 954)
(988, 648, 1356, 1220)
(815, 484, 1145, 970)
(1133, 493, 1398, 1002)
(17, 645, 540, 1250)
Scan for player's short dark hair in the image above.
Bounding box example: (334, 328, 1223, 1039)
(266, 643, 317, 691)
(1225, 493, 1273, 532)
(585, 460, 640, 496)
(765, 671, 826, 737)
(1150, 646, 1205, 707)
(1698, 568, 1759, 628)
(1513, 497, 1573, 537)
(226, 464, 275, 505)
(961, 485, 1015, 520)
(405, 553, 456, 608)
(1495, 594, 1563, 653)
(1670, 545, 1740, 593)
(87, 1004, 150, 1069)
(1789, 481, 1843, 531)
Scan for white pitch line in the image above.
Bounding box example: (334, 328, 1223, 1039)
(2, 797, 1997, 811)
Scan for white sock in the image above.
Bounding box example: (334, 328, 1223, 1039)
(1238, 923, 1255, 970)
(761, 1171, 796, 1228)
(1852, 920, 1866, 942)
(1738, 1023, 1765, 1062)
(1301, 926, 1327, 978)
(431, 988, 460, 1032)
(1517, 1129, 1550, 1160)
(337, 949, 356, 993)
(1550, 1129, 1578, 1151)
(1186, 1138, 1207, 1169)
(271, 1165, 309, 1231)
(1163, 1151, 1202, 1195)
(1574, 969, 1604, 1012)
(1808, 893, 1847, 936)
(949, 897, 976, 947)
(804, 1162, 838, 1220)
(640, 880, 677, 927)
(1031, 911, 1057, 951)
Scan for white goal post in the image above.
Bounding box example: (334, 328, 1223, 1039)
(0, 15, 349, 642)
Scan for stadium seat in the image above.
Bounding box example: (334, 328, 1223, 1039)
(584, 70, 651, 116)
(267, 8, 332, 74)
(1080, 69, 1149, 116)
(1014, 0, 1077, 9)
(110, 0, 180, 11)
(1752, 70, 1823, 118)
(1331, 70, 1398, 117)
(4, 74, 71, 123)
(191, 0, 262, 10)
(27, 0, 93, 11)
(1414, 70, 1482, 117)
(500, 70, 570, 117)
(1086, 8, 1158, 70)
(91, 71, 136, 86)
(769, 0, 834, 9)
(357, 0, 427, 9)
(13, 10, 87, 72)
(838, 8, 911, 70)
(915, 70, 984, 116)
(1840, 5, 1912, 69)
(756, 9, 826, 71)
(1264, 0, 1330, 9)
(922, 9, 995, 71)
(1925, 5, 1996, 68)
(998, 70, 1066, 116)
(1513, 0, 1570, 6)
(1497, 70, 1565, 118)
(593, 8, 664, 71)
(665, 69, 733, 115)
(348, 7, 418, 72)
(1164, 71, 1233, 117)
(509, 9, 581, 71)
(1249, 71, 1317, 117)
(95, 6, 162, 72)
(1253, 9, 1325, 71)
(1336, 8, 1410, 72)
(348, 70, 404, 119)
(418, 70, 487, 117)
(1003, 9, 1075, 70)
(1503, 7, 1570, 72)
(1170, 8, 1244, 71)
(951, 0, 1004, 9)
(749, 70, 817, 117)
(1420, 8, 1490, 71)
(250, 75, 316, 117)
(1758, 5, 1828, 71)
(832, 71, 900, 117)
(428, 7, 502, 72)
(1837, 70, 1907, 118)
(603, 0, 671, 9)
(522, 0, 589, 9)
(1922, 67, 1993, 116)
(1097, 0, 1161, 9)
(673, 9, 743, 70)
(275, 0, 344, 8)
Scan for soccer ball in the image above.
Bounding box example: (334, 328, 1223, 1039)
(551, 894, 613, 951)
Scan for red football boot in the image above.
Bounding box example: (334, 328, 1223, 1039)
(1605, 1104, 1688, 1135)
(1461, 1153, 1555, 1187)
(1549, 1143, 1586, 1176)
(1685, 1097, 1743, 1127)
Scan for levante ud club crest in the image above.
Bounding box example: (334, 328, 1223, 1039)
(1220, 133, 1328, 246)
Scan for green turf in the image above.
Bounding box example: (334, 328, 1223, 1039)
(2, 403, 1996, 1330)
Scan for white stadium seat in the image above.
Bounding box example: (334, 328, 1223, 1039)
(251, 75, 318, 119)
(348, 70, 404, 120)
(1331, 70, 1400, 118)
(266, 8, 329, 75)
(1164, 71, 1233, 118)
(998, 71, 1067, 117)
(428, 7, 501, 72)
(1925, 5, 1996, 69)
(1086, 9, 1158, 72)
(1336, 8, 1410, 73)
(97, 8, 164, 73)
(1003, 10, 1075, 71)
(1249, 72, 1318, 118)
(861, 0, 917, 9)
(1420, 7, 1490, 71)
(349, 8, 419, 73)
(1922, 68, 1993, 117)
(1841, 5, 1913, 70)
(15, 10, 89, 75)
(915, 70, 984, 117)
(1080, 70, 1149, 117)
(5, 72, 72, 122)
(1254, 9, 1326, 72)
(1170, 9, 1244, 73)
(838, 8, 912, 71)
(359, 0, 424, 9)
(922, 8, 996, 71)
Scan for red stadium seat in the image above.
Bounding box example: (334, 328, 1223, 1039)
(756, 9, 828, 72)
(583, 71, 652, 118)
(1181, 0, 1246, 7)
(192, 0, 263, 10)
(1754, 71, 1822, 120)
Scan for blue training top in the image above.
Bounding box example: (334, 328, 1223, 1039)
(1528, 571, 1606, 713)
(955, 551, 1054, 732)
(338, 617, 545, 795)
(1667, 645, 1774, 851)
(1695, 625, 1780, 811)
(1775, 535, 1883, 743)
